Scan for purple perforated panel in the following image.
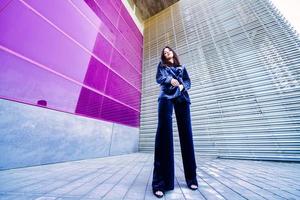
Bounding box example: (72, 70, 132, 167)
(0, 0, 142, 127)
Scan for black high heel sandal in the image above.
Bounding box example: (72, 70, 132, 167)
(153, 190, 164, 198)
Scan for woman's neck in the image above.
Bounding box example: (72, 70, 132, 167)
(168, 58, 174, 64)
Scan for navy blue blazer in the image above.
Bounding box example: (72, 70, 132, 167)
(156, 61, 191, 104)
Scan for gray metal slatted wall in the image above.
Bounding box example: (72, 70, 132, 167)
(139, 0, 300, 161)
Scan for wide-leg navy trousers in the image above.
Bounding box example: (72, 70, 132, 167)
(152, 96, 198, 192)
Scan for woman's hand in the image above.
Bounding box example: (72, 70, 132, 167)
(171, 78, 180, 87)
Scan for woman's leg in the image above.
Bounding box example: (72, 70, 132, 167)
(174, 100, 198, 187)
(152, 98, 174, 192)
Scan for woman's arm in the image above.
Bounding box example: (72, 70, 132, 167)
(156, 63, 173, 85)
(181, 66, 191, 91)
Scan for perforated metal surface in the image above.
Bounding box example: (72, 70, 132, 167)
(140, 0, 300, 161)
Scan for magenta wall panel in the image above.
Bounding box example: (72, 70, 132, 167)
(83, 57, 108, 92)
(0, 0, 143, 127)
(119, 5, 143, 45)
(101, 97, 139, 127)
(110, 49, 140, 86)
(105, 71, 140, 111)
(0, 49, 81, 113)
(75, 87, 103, 119)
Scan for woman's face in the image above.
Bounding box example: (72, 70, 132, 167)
(163, 48, 174, 60)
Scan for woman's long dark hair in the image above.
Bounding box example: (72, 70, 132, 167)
(160, 46, 181, 67)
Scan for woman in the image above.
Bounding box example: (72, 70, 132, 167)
(152, 46, 198, 198)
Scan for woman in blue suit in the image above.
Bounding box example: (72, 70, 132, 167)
(152, 46, 198, 198)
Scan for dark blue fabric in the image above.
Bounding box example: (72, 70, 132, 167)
(155, 62, 191, 104)
(152, 97, 198, 193)
(153, 62, 197, 193)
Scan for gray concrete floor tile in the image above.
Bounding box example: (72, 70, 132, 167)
(1, 152, 300, 200)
